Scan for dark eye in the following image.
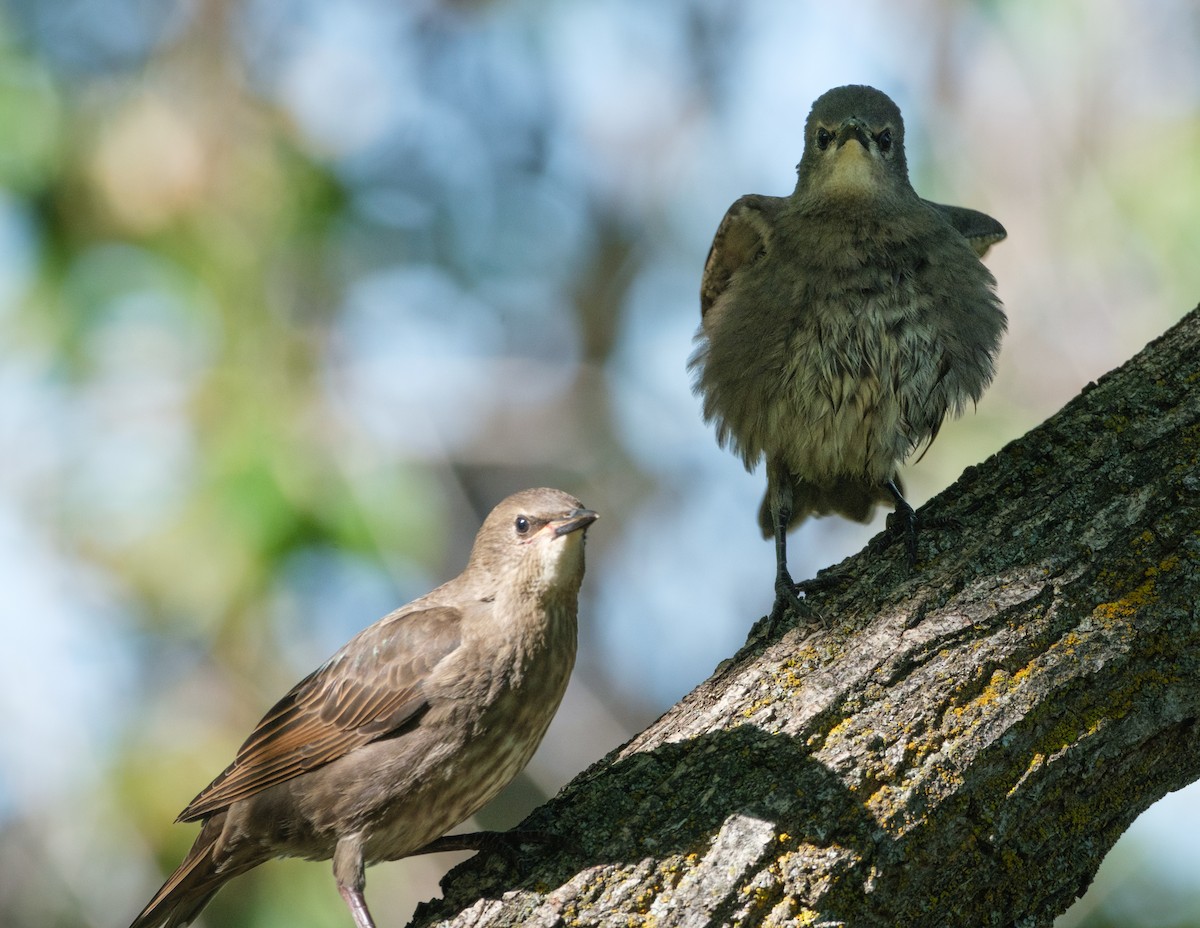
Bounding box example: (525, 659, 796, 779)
(816, 127, 833, 151)
(515, 516, 531, 535)
(877, 129, 893, 152)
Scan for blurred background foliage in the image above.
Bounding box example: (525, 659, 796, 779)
(0, 0, 1197, 926)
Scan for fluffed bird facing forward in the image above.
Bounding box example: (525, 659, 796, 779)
(690, 84, 1006, 625)
(129, 488, 598, 928)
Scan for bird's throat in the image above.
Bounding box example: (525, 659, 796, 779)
(824, 144, 880, 197)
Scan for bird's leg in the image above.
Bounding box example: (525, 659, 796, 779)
(885, 479, 919, 567)
(768, 465, 806, 631)
(337, 885, 377, 928)
(334, 838, 376, 928)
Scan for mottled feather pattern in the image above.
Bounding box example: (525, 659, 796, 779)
(692, 194, 1003, 491)
(131, 488, 595, 928)
(692, 84, 1004, 617)
(179, 606, 462, 822)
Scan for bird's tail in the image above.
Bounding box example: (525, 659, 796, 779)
(129, 815, 255, 928)
(757, 476, 898, 538)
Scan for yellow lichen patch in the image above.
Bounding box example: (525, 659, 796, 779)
(1147, 553, 1181, 576)
(1094, 535, 1184, 622)
(631, 888, 657, 916)
(945, 661, 1038, 731)
(1007, 752, 1046, 797)
(739, 883, 779, 914)
(949, 670, 1008, 719)
(792, 643, 820, 662)
(771, 659, 808, 691)
(825, 715, 856, 741)
(1092, 576, 1157, 621)
(930, 760, 965, 790)
(866, 782, 899, 815)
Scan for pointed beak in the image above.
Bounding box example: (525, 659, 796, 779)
(837, 118, 872, 151)
(551, 508, 599, 537)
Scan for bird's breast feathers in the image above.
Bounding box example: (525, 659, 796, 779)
(694, 214, 999, 478)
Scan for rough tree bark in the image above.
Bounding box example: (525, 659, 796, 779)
(411, 306, 1200, 928)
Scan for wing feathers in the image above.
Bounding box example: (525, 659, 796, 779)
(700, 194, 778, 318)
(178, 606, 462, 822)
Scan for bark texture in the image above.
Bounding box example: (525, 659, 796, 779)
(411, 306, 1200, 928)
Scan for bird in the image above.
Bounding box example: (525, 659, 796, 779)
(129, 487, 598, 928)
(690, 84, 1006, 626)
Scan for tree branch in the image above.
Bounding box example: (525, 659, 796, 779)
(411, 306, 1200, 928)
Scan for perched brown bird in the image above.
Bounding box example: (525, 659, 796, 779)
(129, 488, 598, 928)
(690, 85, 1006, 624)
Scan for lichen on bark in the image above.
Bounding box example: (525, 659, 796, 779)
(411, 305, 1200, 928)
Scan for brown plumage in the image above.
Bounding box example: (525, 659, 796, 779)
(690, 85, 1006, 623)
(129, 488, 597, 928)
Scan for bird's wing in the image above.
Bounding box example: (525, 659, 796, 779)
(177, 605, 463, 821)
(700, 194, 779, 318)
(926, 201, 1007, 257)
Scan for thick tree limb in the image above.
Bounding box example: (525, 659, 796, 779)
(411, 306, 1200, 928)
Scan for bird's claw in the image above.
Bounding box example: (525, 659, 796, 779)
(767, 573, 811, 634)
(414, 829, 577, 876)
(485, 830, 580, 876)
(887, 507, 920, 568)
(794, 568, 849, 596)
(878, 508, 961, 567)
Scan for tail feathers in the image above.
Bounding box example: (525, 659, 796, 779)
(757, 476, 898, 538)
(130, 816, 256, 928)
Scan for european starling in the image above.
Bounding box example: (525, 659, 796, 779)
(690, 84, 1006, 624)
(129, 488, 598, 928)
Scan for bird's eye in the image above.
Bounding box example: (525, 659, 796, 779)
(515, 516, 531, 535)
(816, 127, 833, 151)
(877, 129, 893, 152)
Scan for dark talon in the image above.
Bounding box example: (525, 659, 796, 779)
(768, 569, 808, 633)
(412, 829, 577, 873)
(795, 570, 846, 596)
(882, 480, 963, 566)
(886, 479, 919, 567)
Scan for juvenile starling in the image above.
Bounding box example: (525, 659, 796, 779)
(129, 488, 598, 928)
(690, 85, 1006, 623)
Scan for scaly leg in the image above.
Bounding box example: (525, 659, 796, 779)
(767, 463, 806, 631)
(334, 837, 376, 928)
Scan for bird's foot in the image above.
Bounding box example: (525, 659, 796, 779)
(413, 829, 578, 872)
(874, 507, 961, 568)
(794, 568, 850, 596)
(889, 496, 919, 567)
(496, 829, 582, 859)
(767, 571, 816, 635)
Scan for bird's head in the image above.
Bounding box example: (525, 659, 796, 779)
(469, 487, 598, 600)
(795, 84, 912, 202)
